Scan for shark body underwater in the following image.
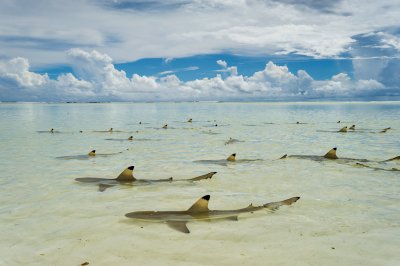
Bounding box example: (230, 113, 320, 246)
(280, 148, 400, 170)
(125, 195, 300, 233)
(195, 153, 262, 166)
(75, 166, 217, 191)
(56, 150, 122, 160)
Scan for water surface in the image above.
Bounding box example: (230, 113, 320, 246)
(0, 102, 399, 265)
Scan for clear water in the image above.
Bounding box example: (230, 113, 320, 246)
(0, 102, 399, 265)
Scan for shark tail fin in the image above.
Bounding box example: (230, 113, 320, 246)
(187, 195, 210, 213)
(279, 154, 288, 159)
(189, 172, 217, 181)
(264, 197, 300, 210)
(382, 155, 400, 162)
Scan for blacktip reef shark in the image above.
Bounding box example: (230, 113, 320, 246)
(75, 166, 217, 192)
(280, 147, 400, 169)
(125, 195, 300, 233)
(93, 128, 125, 133)
(195, 153, 263, 166)
(37, 128, 61, 133)
(56, 149, 123, 160)
(317, 126, 392, 134)
(224, 137, 244, 145)
(105, 136, 155, 142)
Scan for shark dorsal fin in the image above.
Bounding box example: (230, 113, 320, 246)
(187, 195, 210, 213)
(115, 166, 136, 181)
(339, 126, 347, 132)
(324, 147, 338, 159)
(227, 153, 236, 162)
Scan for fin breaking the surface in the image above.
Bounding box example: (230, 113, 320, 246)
(324, 147, 338, 159)
(226, 153, 236, 162)
(167, 221, 190, 233)
(115, 166, 136, 181)
(187, 195, 210, 213)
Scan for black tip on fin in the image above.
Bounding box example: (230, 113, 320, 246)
(333, 147, 337, 150)
(128, 166, 134, 170)
(202, 195, 210, 201)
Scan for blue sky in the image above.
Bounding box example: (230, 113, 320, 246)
(0, 0, 399, 102)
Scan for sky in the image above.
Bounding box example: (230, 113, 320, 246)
(0, 0, 399, 102)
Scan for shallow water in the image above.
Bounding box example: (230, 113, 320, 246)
(0, 102, 399, 266)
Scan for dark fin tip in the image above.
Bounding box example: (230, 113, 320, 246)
(232, 153, 236, 156)
(92, 150, 96, 152)
(202, 195, 210, 201)
(128, 166, 134, 170)
(333, 147, 337, 150)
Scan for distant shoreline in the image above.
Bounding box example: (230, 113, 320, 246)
(1, 100, 400, 104)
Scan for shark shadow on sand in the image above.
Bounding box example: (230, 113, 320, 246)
(125, 195, 300, 233)
(75, 166, 217, 192)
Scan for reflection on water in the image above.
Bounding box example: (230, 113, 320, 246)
(0, 102, 399, 265)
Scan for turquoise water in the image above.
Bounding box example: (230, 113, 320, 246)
(0, 102, 399, 265)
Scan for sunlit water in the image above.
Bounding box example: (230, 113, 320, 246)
(0, 102, 399, 266)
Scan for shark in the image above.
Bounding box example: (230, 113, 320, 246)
(37, 128, 61, 133)
(224, 137, 244, 145)
(56, 149, 122, 160)
(195, 153, 263, 166)
(317, 126, 392, 134)
(125, 195, 300, 233)
(75, 166, 217, 191)
(279, 147, 400, 168)
(105, 136, 154, 142)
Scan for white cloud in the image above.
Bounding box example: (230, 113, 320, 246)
(216, 60, 238, 76)
(216, 60, 228, 68)
(158, 66, 199, 76)
(0, 57, 48, 88)
(0, 49, 390, 102)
